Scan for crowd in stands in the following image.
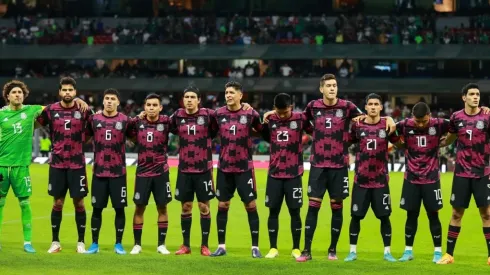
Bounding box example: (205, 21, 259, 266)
(2, 13, 490, 46)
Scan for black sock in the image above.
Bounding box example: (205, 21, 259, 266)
(247, 206, 260, 247)
(288, 207, 302, 250)
(51, 205, 62, 242)
(329, 202, 343, 253)
(405, 211, 419, 247)
(133, 223, 143, 246)
(158, 221, 168, 246)
(217, 207, 228, 245)
(268, 207, 280, 249)
(428, 212, 442, 248)
(75, 207, 86, 243)
(446, 225, 461, 256)
(181, 213, 192, 247)
(484, 227, 490, 257)
(200, 212, 211, 247)
(115, 208, 125, 244)
(91, 208, 103, 244)
(304, 200, 321, 251)
(380, 216, 392, 247)
(349, 216, 361, 245)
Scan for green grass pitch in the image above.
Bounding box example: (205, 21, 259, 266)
(0, 164, 488, 274)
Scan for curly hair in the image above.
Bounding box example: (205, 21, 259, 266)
(2, 80, 29, 104)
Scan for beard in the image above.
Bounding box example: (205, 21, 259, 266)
(62, 97, 74, 104)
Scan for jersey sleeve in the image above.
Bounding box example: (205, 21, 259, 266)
(440, 118, 450, 134)
(302, 114, 313, 134)
(209, 110, 219, 138)
(448, 113, 457, 133)
(349, 122, 358, 144)
(261, 123, 271, 143)
(36, 104, 50, 126)
(348, 101, 364, 119)
(86, 115, 94, 137)
(396, 120, 405, 136)
(388, 128, 401, 143)
(303, 101, 313, 121)
(29, 105, 44, 118)
(168, 111, 178, 135)
(126, 117, 138, 138)
(251, 110, 263, 132)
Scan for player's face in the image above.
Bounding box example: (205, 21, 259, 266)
(183, 92, 200, 111)
(59, 84, 76, 103)
(413, 114, 430, 129)
(225, 87, 242, 106)
(103, 94, 119, 113)
(463, 88, 480, 108)
(275, 106, 292, 120)
(8, 87, 24, 106)
(365, 99, 382, 117)
(320, 79, 338, 100)
(144, 98, 163, 119)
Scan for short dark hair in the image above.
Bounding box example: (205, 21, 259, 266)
(183, 86, 201, 99)
(274, 93, 292, 109)
(365, 93, 382, 104)
(320, 74, 336, 87)
(103, 88, 120, 101)
(2, 80, 29, 103)
(144, 93, 161, 104)
(461, 83, 479, 96)
(224, 81, 242, 92)
(59, 77, 76, 90)
(412, 102, 430, 119)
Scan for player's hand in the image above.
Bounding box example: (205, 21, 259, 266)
(439, 136, 448, 147)
(263, 110, 276, 123)
(96, 110, 102, 115)
(74, 98, 89, 113)
(137, 111, 147, 119)
(482, 106, 490, 114)
(385, 116, 396, 134)
(242, 103, 253, 111)
(352, 114, 367, 124)
(126, 140, 135, 148)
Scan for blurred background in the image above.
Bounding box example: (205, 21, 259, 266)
(2, 0, 486, 170)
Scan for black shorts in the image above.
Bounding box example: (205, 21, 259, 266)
(265, 175, 303, 209)
(216, 169, 256, 203)
(351, 184, 391, 219)
(450, 175, 490, 209)
(307, 166, 349, 200)
(48, 167, 88, 198)
(175, 170, 215, 203)
(91, 175, 127, 209)
(400, 180, 443, 212)
(134, 172, 172, 206)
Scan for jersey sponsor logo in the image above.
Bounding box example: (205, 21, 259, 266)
(428, 127, 436, 135)
(240, 115, 248, 124)
(476, 121, 484, 130)
(20, 113, 27, 119)
(379, 129, 386, 138)
(74, 111, 81, 119)
(115, 122, 123, 130)
(197, 116, 205, 125)
(290, 121, 297, 129)
(335, 109, 343, 118)
(157, 124, 164, 131)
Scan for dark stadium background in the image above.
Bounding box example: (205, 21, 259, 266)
(1, 0, 489, 169)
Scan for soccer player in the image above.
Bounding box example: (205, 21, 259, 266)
(436, 83, 490, 265)
(37, 77, 91, 254)
(85, 88, 135, 255)
(171, 87, 216, 256)
(0, 80, 87, 253)
(129, 94, 173, 255)
(344, 93, 399, 262)
(396, 102, 449, 263)
(210, 81, 264, 258)
(260, 93, 312, 259)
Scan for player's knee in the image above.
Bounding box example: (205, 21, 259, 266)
(92, 207, 103, 218)
(218, 201, 230, 209)
(18, 197, 30, 208)
(0, 196, 5, 208)
(427, 211, 439, 220)
(269, 207, 280, 218)
(54, 198, 65, 208)
(245, 200, 256, 209)
(288, 207, 300, 218)
(451, 208, 464, 222)
(198, 202, 209, 214)
(377, 215, 390, 224)
(330, 201, 343, 213)
(114, 208, 125, 217)
(135, 205, 146, 215)
(479, 207, 490, 221)
(407, 210, 420, 220)
(157, 205, 167, 215)
(330, 198, 342, 204)
(181, 202, 193, 213)
(351, 215, 363, 222)
(72, 198, 84, 208)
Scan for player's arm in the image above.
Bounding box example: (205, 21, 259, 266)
(348, 122, 359, 146)
(440, 114, 458, 147)
(302, 114, 313, 135)
(391, 121, 405, 148)
(168, 111, 179, 135)
(251, 110, 264, 134)
(260, 123, 271, 143)
(85, 115, 94, 144)
(208, 110, 219, 139)
(73, 98, 89, 113)
(125, 117, 138, 143)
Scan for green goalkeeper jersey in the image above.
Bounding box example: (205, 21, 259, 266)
(0, 105, 43, 166)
